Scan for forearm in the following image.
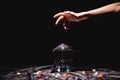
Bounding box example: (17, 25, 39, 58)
(87, 2, 120, 16)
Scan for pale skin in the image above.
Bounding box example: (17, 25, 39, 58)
(53, 2, 120, 30)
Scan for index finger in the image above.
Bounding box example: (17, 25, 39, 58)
(53, 12, 64, 18)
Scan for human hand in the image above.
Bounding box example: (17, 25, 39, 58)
(53, 11, 80, 30)
(53, 11, 90, 30)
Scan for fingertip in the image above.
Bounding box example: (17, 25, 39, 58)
(55, 23, 57, 26)
(53, 14, 58, 18)
(53, 15, 56, 18)
(64, 26, 69, 30)
(55, 22, 58, 26)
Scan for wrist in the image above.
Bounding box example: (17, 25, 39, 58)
(77, 11, 91, 21)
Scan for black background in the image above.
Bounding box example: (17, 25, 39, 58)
(1, 0, 120, 75)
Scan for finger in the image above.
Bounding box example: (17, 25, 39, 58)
(55, 16, 64, 25)
(53, 12, 64, 18)
(63, 22, 69, 30)
(64, 26, 68, 30)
